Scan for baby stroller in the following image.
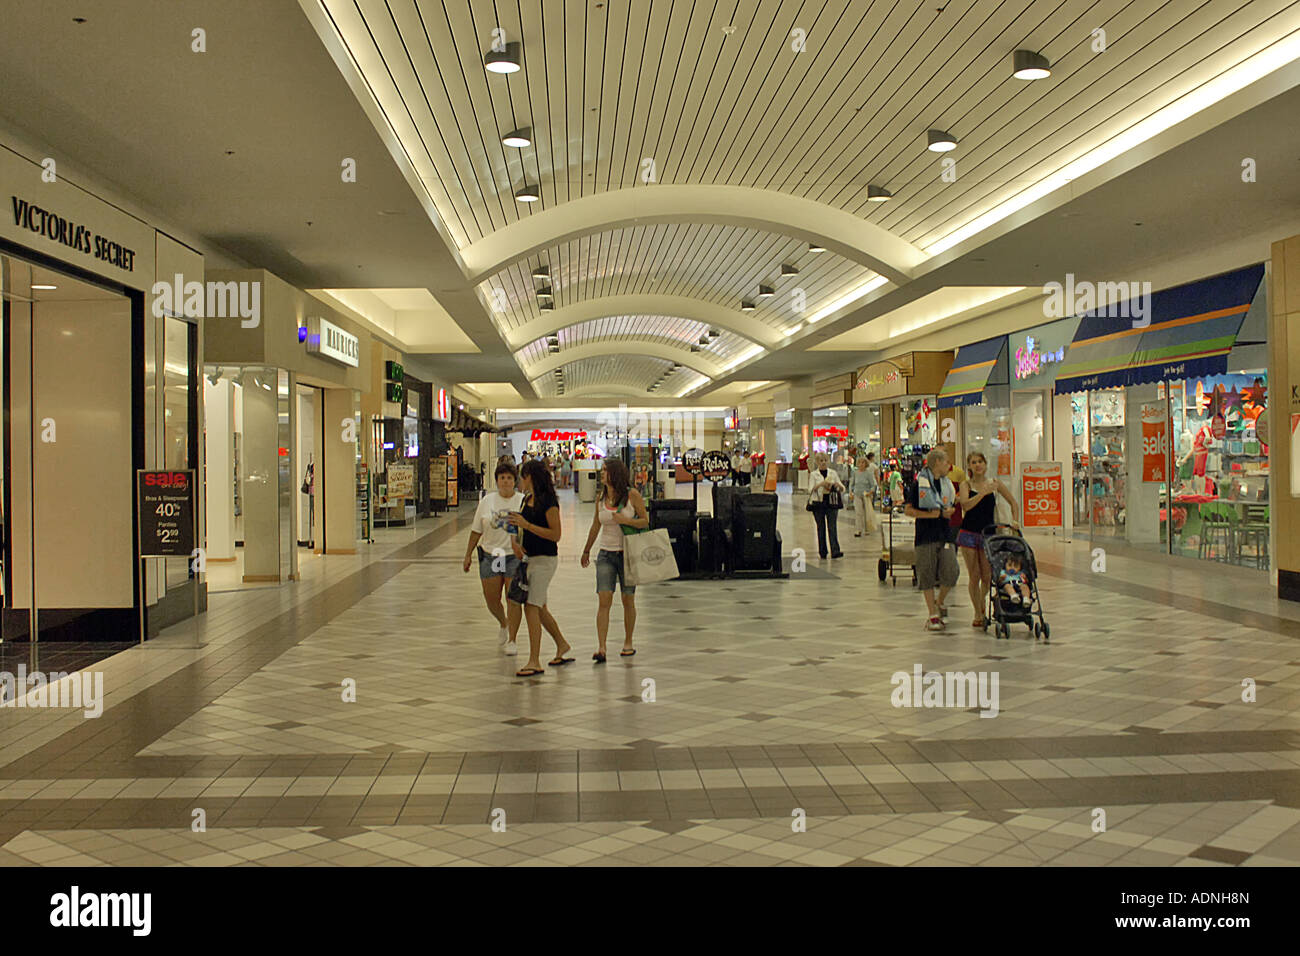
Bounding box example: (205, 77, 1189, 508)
(982, 524, 1049, 641)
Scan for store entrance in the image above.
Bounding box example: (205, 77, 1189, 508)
(1, 255, 139, 644)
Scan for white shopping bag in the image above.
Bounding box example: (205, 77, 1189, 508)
(623, 528, 680, 585)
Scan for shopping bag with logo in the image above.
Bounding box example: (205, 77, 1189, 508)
(623, 527, 679, 585)
(506, 558, 529, 604)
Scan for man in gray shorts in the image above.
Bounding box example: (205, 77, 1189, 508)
(904, 448, 960, 631)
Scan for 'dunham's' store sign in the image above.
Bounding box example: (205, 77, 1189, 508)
(530, 429, 587, 442)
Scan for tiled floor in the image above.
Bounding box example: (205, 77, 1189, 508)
(2, 488, 1298, 866)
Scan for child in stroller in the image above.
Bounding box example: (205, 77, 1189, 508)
(983, 525, 1050, 641)
(997, 555, 1032, 605)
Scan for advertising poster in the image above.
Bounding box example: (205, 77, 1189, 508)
(1020, 461, 1063, 528)
(1140, 402, 1168, 483)
(387, 462, 414, 498)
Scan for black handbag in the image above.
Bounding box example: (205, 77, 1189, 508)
(825, 489, 844, 510)
(506, 558, 529, 604)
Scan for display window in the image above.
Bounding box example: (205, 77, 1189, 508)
(1160, 370, 1269, 566)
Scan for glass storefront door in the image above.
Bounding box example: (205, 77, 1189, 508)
(1, 255, 138, 643)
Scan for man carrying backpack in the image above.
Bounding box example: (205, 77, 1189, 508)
(904, 448, 960, 632)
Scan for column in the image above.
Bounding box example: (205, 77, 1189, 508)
(1270, 236, 1300, 599)
(322, 388, 359, 553)
(241, 370, 282, 582)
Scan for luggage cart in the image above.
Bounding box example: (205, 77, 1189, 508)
(878, 507, 917, 586)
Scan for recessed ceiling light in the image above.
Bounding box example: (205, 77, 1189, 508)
(699, 335, 710, 345)
(515, 183, 541, 202)
(539, 301, 554, 311)
(807, 242, 825, 253)
(485, 41, 522, 74)
(740, 300, 756, 311)
(757, 285, 775, 298)
(1012, 50, 1051, 80)
(927, 129, 957, 152)
(536, 286, 554, 298)
(531, 265, 549, 279)
(780, 263, 799, 276)
(32, 284, 57, 290)
(690, 345, 701, 352)
(72, 17, 87, 24)
(707, 329, 720, 337)
(866, 184, 893, 202)
(502, 126, 532, 147)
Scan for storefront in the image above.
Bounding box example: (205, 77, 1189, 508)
(204, 269, 367, 585)
(852, 351, 955, 460)
(939, 317, 1079, 494)
(1052, 263, 1269, 566)
(2, 139, 205, 641)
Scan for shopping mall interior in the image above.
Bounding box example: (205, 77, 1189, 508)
(2, 0, 1300, 892)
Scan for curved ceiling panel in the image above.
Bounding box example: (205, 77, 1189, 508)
(526, 339, 725, 380)
(532, 355, 707, 398)
(480, 223, 874, 337)
(505, 295, 785, 349)
(516, 317, 754, 368)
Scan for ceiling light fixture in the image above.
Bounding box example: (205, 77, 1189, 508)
(740, 300, 756, 311)
(535, 286, 554, 298)
(926, 129, 957, 152)
(707, 329, 719, 338)
(539, 300, 554, 311)
(757, 285, 775, 298)
(502, 126, 532, 147)
(807, 242, 825, 252)
(531, 265, 549, 279)
(1012, 49, 1051, 80)
(699, 335, 710, 345)
(32, 284, 57, 290)
(485, 41, 522, 74)
(780, 264, 799, 276)
(866, 184, 893, 202)
(515, 183, 541, 202)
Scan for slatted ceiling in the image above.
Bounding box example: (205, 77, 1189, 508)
(531, 354, 686, 396)
(479, 224, 871, 333)
(513, 317, 753, 367)
(329, 0, 1290, 246)
(885, 0, 1279, 247)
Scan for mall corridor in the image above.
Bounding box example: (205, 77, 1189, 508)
(2, 487, 1299, 869)
(2, 0, 1300, 930)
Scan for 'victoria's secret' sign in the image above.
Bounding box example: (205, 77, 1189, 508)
(11, 195, 137, 273)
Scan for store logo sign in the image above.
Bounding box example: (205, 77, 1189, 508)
(11, 195, 137, 272)
(530, 429, 587, 441)
(814, 427, 848, 438)
(305, 316, 359, 367)
(1014, 335, 1065, 380)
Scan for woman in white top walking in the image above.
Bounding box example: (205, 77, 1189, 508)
(581, 458, 649, 662)
(462, 461, 525, 652)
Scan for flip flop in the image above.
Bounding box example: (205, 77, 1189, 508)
(548, 656, 576, 666)
(593, 652, 606, 664)
(620, 648, 637, 657)
(515, 667, 545, 677)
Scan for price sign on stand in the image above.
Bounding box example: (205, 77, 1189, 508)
(137, 470, 196, 556)
(1019, 461, 1063, 529)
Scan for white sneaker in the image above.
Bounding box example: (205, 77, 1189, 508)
(925, 617, 945, 632)
(503, 641, 518, 656)
(498, 626, 509, 645)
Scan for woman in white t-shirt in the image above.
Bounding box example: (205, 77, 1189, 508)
(463, 461, 526, 653)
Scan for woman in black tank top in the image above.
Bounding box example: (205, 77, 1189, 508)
(956, 451, 1020, 627)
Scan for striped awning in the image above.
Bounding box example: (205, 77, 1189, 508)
(1054, 264, 1265, 394)
(937, 335, 1008, 408)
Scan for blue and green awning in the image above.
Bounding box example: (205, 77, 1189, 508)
(937, 335, 1008, 408)
(1053, 264, 1265, 394)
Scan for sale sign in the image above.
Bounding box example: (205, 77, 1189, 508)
(1019, 461, 1063, 529)
(1140, 402, 1168, 483)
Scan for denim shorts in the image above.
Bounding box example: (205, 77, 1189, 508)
(478, 547, 521, 581)
(595, 549, 635, 595)
(956, 529, 983, 551)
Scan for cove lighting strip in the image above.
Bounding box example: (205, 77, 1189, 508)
(925, 28, 1300, 257)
